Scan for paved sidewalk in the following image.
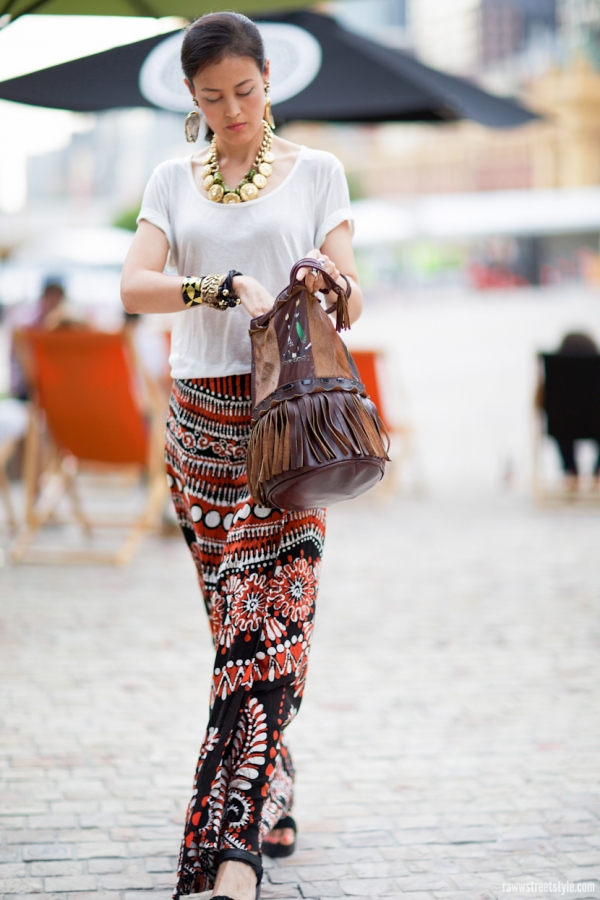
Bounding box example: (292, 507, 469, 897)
(1, 496, 600, 900)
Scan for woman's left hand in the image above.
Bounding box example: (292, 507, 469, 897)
(297, 249, 340, 294)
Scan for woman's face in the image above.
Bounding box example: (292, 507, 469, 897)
(187, 55, 269, 145)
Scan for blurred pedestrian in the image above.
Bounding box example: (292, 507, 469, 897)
(120, 13, 361, 900)
(546, 331, 600, 489)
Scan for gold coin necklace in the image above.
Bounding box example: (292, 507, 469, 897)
(202, 121, 275, 204)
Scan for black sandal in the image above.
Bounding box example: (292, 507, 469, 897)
(212, 847, 263, 900)
(261, 815, 297, 859)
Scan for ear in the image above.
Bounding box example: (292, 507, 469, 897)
(263, 59, 271, 83)
(184, 77, 195, 100)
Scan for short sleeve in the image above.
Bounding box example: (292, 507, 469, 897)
(314, 158, 355, 250)
(137, 163, 172, 246)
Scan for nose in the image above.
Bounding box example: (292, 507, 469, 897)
(224, 93, 242, 119)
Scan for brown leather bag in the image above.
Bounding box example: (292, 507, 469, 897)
(247, 258, 390, 510)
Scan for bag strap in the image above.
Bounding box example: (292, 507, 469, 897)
(289, 258, 351, 332)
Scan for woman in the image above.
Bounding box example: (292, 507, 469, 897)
(121, 13, 363, 900)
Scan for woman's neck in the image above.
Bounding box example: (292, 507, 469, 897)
(215, 124, 264, 169)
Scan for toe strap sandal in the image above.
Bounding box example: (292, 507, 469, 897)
(262, 815, 297, 859)
(212, 847, 263, 900)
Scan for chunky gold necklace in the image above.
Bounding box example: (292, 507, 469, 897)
(202, 121, 275, 204)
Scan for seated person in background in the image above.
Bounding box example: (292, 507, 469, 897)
(8, 279, 67, 401)
(552, 331, 600, 489)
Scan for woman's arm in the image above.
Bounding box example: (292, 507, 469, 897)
(121, 220, 275, 317)
(299, 221, 364, 325)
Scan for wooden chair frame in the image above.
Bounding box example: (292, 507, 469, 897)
(0, 436, 20, 533)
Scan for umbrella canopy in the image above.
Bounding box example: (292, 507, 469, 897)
(0, 11, 537, 128)
(0, 0, 310, 25)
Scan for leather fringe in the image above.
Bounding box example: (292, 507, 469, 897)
(335, 289, 351, 333)
(247, 391, 390, 504)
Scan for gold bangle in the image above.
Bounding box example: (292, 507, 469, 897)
(200, 273, 227, 308)
(182, 276, 202, 308)
(182, 274, 228, 309)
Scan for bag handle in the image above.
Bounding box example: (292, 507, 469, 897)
(289, 258, 351, 332)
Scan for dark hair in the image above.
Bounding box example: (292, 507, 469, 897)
(558, 331, 599, 356)
(42, 279, 64, 296)
(181, 12, 265, 140)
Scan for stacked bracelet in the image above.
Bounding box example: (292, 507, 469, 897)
(182, 270, 243, 310)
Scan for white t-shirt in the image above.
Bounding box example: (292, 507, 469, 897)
(137, 145, 354, 379)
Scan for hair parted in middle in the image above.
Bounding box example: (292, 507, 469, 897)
(181, 12, 267, 141)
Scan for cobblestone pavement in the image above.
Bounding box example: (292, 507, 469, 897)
(1, 496, 600, 900)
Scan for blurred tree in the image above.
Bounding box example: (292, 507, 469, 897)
(113, 204, 140, 232)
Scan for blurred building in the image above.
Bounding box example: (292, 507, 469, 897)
(26, 109, 188, 225)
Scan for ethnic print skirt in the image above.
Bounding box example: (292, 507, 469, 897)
(165, 376, 326, 896)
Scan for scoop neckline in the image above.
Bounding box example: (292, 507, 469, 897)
(186, 144, 306, 208)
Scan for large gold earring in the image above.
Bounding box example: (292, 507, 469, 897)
(264, 81, 276, 130)
(185, 98, 201, 143)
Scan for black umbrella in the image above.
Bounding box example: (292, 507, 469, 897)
(0, 10, 537, 128)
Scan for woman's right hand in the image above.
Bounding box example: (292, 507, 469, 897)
(233, 275, 275, 318)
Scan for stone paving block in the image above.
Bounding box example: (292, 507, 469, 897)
(59, 894, 121, 900)
(109, 828, 137, 842)
(29, 863, 83, 877)
(558, 866, 600, 883)
(0, 865, 27, 879)
(2, 893, 66, 900)
(127, 841, 178, 858)
(393, 829, 448, 846)
(339, 877, 397, 895)
(295, 833, 343, 850)
(267, 867, 302, 884)
(405, 859, 464, 875)
(0, 879, 43, 894)
(151, 872, 178, 888)
(124, 893, 173, 900)
(350, 863, 411, 879)
(276, 849, 330, 868)
(441, 826, 498, 844)
(78, 814, 118, 829)
(340, 832, 396, 849)
(261, 887, 301, 899)
(432, 892, 496, 900)
(453, 871, 533, 891)
(22, 845, 74, 862)
(27, 816, 77, 831)
(86, 859, 126, 875)
(75, 842, 129, 859)
(7, 833, 57, 846)
(43, 875, 98, 892)
(97, 873, 154, 890)
(394, 875, 456, 892)
(566, 852, 600, 866)
(58, 830, 109, 844)
(145, 858, 177, 873)
(298, 880, 344, 897)
(297, 865, 355, 883)
(0, 818, 26, 829)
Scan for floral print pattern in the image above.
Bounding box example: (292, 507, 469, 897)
(165, 376, 325, 897)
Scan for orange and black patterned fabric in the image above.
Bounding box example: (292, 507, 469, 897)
(165, 376, 326, 896)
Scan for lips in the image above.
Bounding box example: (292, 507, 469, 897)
(227, 123, 246, 132)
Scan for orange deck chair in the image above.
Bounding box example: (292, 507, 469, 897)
(351, 349, 416, 494)
(11, 328, 166, 565)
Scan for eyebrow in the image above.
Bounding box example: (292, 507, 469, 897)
(201, 79, 253, 93)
